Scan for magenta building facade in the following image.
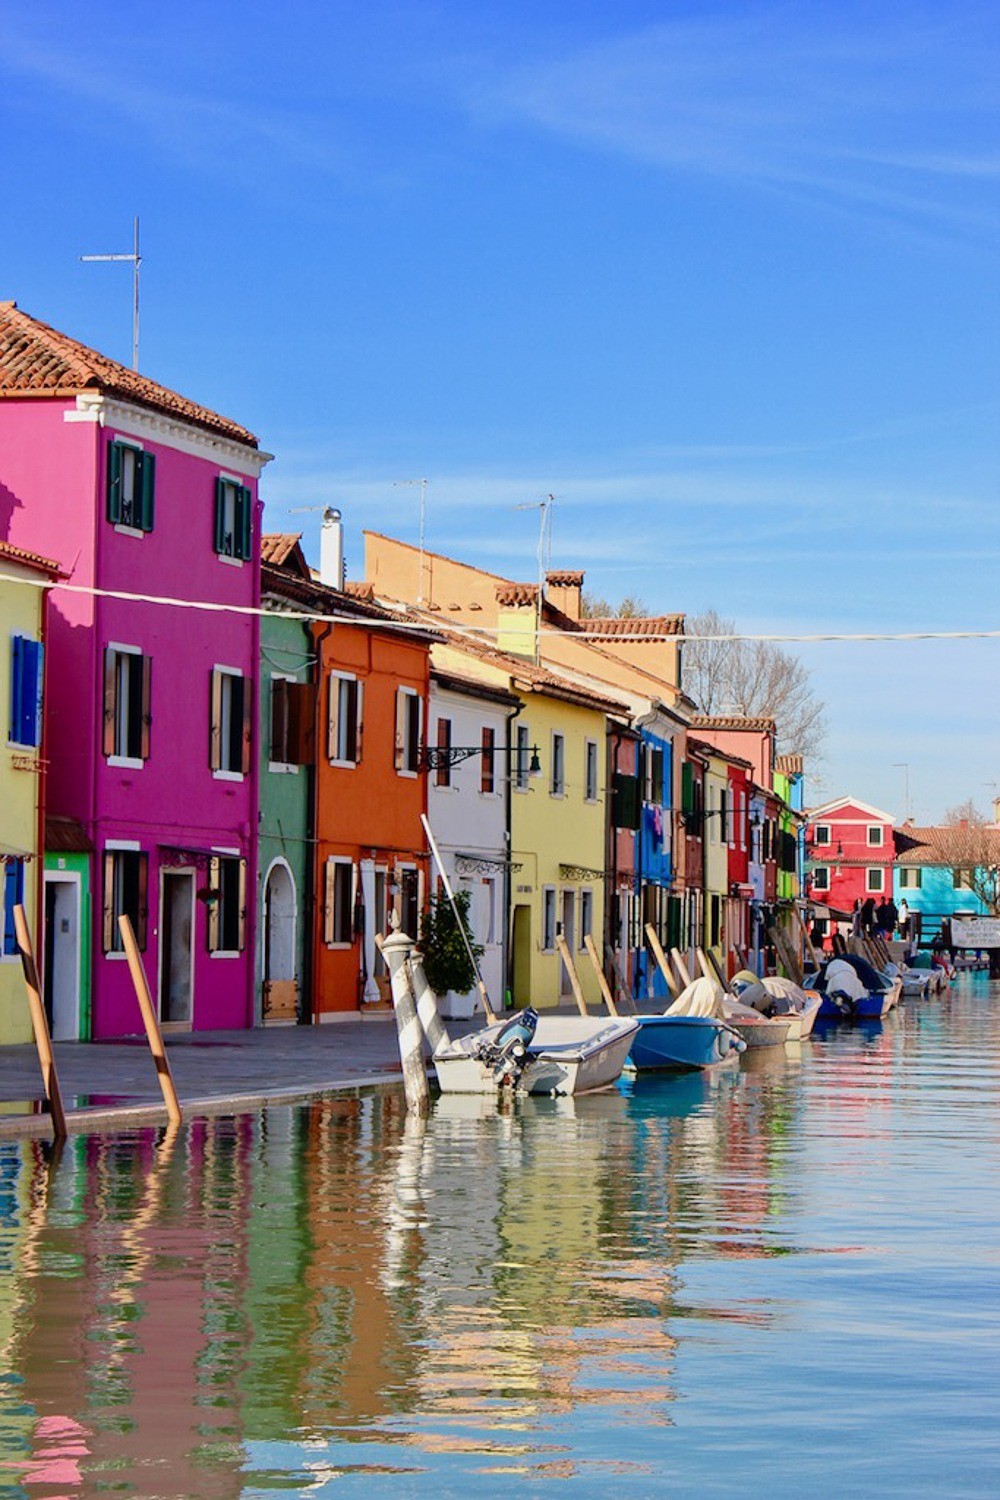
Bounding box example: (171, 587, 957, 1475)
(0, 303, 270, 1037)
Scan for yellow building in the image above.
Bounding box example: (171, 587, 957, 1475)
(1, 542, 61, 1043)
(433, 638, 626, 1010)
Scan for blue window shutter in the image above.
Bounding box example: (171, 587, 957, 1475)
(33, 641, 43, 748)
(3, 862, 23, 956)
(20, 639, 41, 747)
(140, 451, 156, 531)
(9, 636, 23, 743)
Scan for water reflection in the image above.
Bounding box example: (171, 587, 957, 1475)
(0, 977, 997, 1496)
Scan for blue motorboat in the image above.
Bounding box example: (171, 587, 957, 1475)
(627, 1013, 746, 1071)
(807, 954, 899, 1020)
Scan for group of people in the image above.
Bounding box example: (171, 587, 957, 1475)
(853, 895, 908, 939)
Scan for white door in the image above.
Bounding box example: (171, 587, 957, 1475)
(43, 876, 80, 1041)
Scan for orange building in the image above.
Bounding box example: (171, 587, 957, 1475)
(312, 583, 434, 1016)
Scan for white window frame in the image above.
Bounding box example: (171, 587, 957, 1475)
(584, 739, 599, 803)
(811, 865, 830, 892)
(482, 875, 498, 947)
(514, 722, 531, 792)
(396, 687, 422, 778)
(813, 824, 831, 846)
(107, 641, 146, 769)
(213, 665, 247, 781)
(866, 866, 885, 893)
(324, 857, 356, 948)
(867, 825, 884, 847)
(328, 671, 363, 768)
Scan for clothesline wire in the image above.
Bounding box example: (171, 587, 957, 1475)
(1, 571, 997, 644)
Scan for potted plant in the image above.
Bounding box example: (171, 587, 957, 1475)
(419, 889, 484, 1020)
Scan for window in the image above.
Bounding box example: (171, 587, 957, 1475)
(811, 866, 830, 892)
(208, 855, 247, 953)
(2, 859, 25, 957)
(613, 772, 640, 831)
(107, 440, 154, 532)
(550, 733, 565, 797)
(542, 886, 557, 951)
(435, 717, 452, 788)
(8, 635, 43, 748)
(899, 868, 922, 889)
(953, 868, 975, 891)
(481, 726, 496, 794)
(328, 674, 363, 766)
(585, 739, 599, 803)
(813, 824, 831, 846)
(514, 723, 531, 791)
(103, 646, 151, 764)
(643, 745, 664, 805)
(102, 848, 148, 953)
(866, 867, 885, 893)
(399, 867, 420, 938)
(867, 825, 884, 847)
(720, 789, 729, 844)
(323, 859, 355, 946)
(394, 688, 422, 775)
(214, 476, 252, 561)
(580, 888, 594, 948)
(210, 668, 251, 776)
(270, 677, 314, 767)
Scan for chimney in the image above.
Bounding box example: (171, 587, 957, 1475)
(320, 507, 345, 589)
(545, 569, 584, 621)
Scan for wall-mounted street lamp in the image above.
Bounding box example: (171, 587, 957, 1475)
(421, 742, 542, 774)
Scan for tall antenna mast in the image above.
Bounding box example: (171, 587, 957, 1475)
(81, 216, 142, 370)
(516, 494, 553, 664)
(393, 478, 429, 604)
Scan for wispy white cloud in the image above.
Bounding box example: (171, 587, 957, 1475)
(466, 7, 1000, 236)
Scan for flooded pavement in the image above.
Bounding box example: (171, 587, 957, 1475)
(0, 976, 997, 1498)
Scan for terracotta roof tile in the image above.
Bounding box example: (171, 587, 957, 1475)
(442, 634, 627, 715)
(495, 583, 538, 607)
(0, 301, 258, 447)
(689, 713, 777, 733)
(260, 533, 302, 566)
(545, 569, 584, 588)
(893, 824, 1000, 865)
(579, 615, 685, 638)
(775, 753, 804, 775)
(343, 581, 375, 602)
(0, 539, 64, 578)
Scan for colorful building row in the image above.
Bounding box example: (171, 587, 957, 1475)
(1, 303, 808, 1040)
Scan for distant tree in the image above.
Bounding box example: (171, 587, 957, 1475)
(580, 592, 651, 619)
(683, 608, 826, 761)
(943, 799, 986, 826)
(941, 821, 1000, 915)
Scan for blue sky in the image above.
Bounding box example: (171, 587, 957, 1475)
(2, 0, 997, 821)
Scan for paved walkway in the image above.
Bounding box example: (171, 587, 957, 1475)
(0, 1014, 431, 1138)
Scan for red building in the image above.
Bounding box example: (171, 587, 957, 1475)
(804, 796, 895, 935)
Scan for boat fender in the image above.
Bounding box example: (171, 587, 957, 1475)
(473, 1007, 539, 1088)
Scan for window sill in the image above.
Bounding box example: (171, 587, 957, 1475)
(113, 523, 147, 539)
(216, 553, 246, 568)
(209, 950, 242, 959)
(108, 755, 144, 770)
(213, 769, 245, 783)
(328, 758, 359, 770)
(396, 769, 419, 780)
(268, 762, 300, 775)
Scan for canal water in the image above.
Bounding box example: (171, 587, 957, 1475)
(0, 976, 997, 1499)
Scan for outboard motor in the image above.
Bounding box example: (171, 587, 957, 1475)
(474, 1007, 539, 1088)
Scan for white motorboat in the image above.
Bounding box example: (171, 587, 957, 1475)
(731, 973, 823, 1041)
(432, 1012, 639, 1097)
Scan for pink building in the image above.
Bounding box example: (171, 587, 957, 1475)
(0, 302, 270, 1037)
(804, 796, 896, 934)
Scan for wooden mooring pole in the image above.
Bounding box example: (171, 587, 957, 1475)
(119, 915, 182, 1126)
(13, 905, 67, 1140)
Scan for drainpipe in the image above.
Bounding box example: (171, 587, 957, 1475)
(503, 698, 524, 1009)
(305, 618, 334, 1023)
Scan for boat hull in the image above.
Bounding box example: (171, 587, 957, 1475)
(433, 1016, 639, 1096)
(783, 993, 822, 1041)
(817, 988, 894, 1020)
(727, 1015, 792, 1048)
(628, 1015, 744, 1071)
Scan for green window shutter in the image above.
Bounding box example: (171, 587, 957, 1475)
(214, 477, 227, 553)
(107, 441, 122, 523)
(239, 485, 252, 559)
(681, 762, 694, 815)
(139, 451, 156, 531)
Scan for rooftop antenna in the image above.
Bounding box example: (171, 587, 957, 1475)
(515, 494, 554, 663)
(393, 479, 429, 604)
(81, 215, 141, 370)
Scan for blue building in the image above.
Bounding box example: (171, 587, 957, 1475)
(893, 822, 1000, 941)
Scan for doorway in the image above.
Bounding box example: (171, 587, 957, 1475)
(512, 904, 531, 1007)
(262, 861, 297, 1022)
(159, 870, 194, 1025)
(43, 875, 80, 1040)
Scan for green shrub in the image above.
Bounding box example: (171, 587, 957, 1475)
(419, 890, 484, 997)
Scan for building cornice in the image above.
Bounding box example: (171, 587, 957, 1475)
(63, 393, 273, 478)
